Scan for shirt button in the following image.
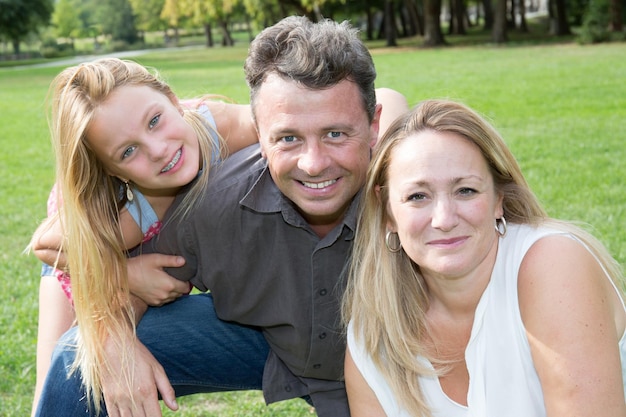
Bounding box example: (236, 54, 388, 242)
(319, 288, 327, 296)
(313, 364, 321, 369)
(319, 332, 327, 339)
(284, 385, 292, 392)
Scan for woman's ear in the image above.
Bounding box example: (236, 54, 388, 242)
(376, 185, 397, 233)
(495, 192, 505, 219)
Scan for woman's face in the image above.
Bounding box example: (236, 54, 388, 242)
(86, 85, 201, 196)
(385, 130, 503, 281)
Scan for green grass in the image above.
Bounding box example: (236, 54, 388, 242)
(1, 39, 625, 416)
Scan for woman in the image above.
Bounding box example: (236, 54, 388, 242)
(343, 99, 626, 416)
(29, 57, 257, 414)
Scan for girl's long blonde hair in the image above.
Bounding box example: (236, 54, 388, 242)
(343, 99, 624, 416)
(48, 58, 223, 412)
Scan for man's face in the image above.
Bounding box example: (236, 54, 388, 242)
(254, 74, 380, 234)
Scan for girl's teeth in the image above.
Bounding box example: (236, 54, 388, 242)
(161, 149, 181, 172)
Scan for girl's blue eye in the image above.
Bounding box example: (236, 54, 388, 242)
(149, 114, 160, 129)
(122, 145, 137, 160)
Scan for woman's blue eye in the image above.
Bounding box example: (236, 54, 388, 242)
(122, 145, 137, 160)
(149, 114, 160, 129)
(408, 193, 426, 201)
(459, 187, 477, 196)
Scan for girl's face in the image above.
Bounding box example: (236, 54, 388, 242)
(385, 130, 503, 282)
(86, 85, 201, 197)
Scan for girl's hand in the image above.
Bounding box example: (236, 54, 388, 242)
(101, 332, 177, 417)
(127, 254, 190, 306)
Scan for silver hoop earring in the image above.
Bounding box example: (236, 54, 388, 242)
(125, 181, 134, 202)
(495, 217, 507, 237)
(385, 231, 402, 253)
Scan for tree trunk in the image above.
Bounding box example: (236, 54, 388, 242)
(610, 0, 623, 31)
(455, 0, 467, 33)
(549, 0, 571, 35)
(423, 0, 445, 45)
(492, 0, 508, 42)
(519, 0, 528, 32)
(554, 0, 571, 34)
(405, 0, 424, 35)
(384, 0, 398, 46)
(365, 8, 375, 40)
(219, 20, 234, 46)
(203, 23, 214, 47)
(12, 38, 20, 55)
(482, 0, 494, 30)
(246, 14, 254, 42)
(508, 0, 516, 28)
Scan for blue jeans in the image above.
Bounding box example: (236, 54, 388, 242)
(34, 293, 269, 416)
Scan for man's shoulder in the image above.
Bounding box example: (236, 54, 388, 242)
(208, 144, 266, 194)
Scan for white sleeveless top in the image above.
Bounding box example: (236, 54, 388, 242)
(347, 223, 626, 417)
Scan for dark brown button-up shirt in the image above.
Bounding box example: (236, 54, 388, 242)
(150, 144, 359, 416)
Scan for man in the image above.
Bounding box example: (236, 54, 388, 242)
(35, 16, 408, 417)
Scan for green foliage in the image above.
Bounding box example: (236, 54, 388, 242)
(52, 0, 80, 39)
(0, 0, 54, 54)
(39, 36, 75, 58)
(96, 0, 139, 43)
(578, 0, 611, 43)
(130, 0, 167, 33)
(1, 42, 625, 416)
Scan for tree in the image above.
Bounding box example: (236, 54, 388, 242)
(179, 0, 241, 47)
(161, 0, 183, 43)
(96, 0, 139, 44)
(609, 0, 623, 31)
(52, 0, 81, 47)
(492, 0, 508, 43)
(548, 0, 571, 35)
(423, 0, 445, 45)
(0, 0, 54, 54)
(383, 0, 399, 46)
(129, 0, 167, 41)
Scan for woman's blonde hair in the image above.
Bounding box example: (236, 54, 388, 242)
(48, 57, 223, 411)
(343, 99, 624, 416)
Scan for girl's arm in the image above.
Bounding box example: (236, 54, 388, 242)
(30, 214, 67, 269)
(375, 87, 409, 137)
(31, 207, 143, 270)
(345, 346, 388, 417)
(203, 100, 258, 155)
(518, 235, 626, 417)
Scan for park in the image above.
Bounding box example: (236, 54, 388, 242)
(0, 6, 625, 416)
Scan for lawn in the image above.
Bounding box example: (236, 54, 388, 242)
(0, 39, 624, 416)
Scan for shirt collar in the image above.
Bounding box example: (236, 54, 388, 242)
(240, 165, 361, 235)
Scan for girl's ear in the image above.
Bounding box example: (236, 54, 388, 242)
(374, 184, 382, 200)
(169, 93, 184, 115)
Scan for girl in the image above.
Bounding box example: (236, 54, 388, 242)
(29, 57, 257, 413)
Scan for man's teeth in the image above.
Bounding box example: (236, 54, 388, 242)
(302, 179, 336, 189)
(161, 149, 181, 173)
